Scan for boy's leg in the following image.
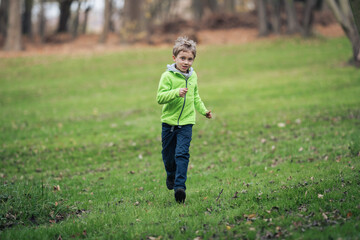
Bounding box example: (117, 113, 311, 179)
(161, 123, 177, 181)
(174, 124, 193, 191)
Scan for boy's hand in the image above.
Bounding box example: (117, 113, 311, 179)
(206, 111, 212, 119)
(179, 88, 188, 97)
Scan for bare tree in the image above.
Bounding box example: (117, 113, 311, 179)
(57, 0, 73, 33)
(349, 0, 360, 34)
(82, 3, 92, 34)
(192, 0, 219, 21)
(326, 0, 360, 66)
(22, 0, 33, 37)
(121, 0, 145, 43)
(303, 0, 319, 37)
(72, 0, 82, 39)
(257, 0, 269, 36)
(99, 0, 111, 43)
(0, 0, 9, 37)
(224, 0, 236, 13)
(270, 0, 281, 34)
(192, 0, 204, 20)
(284, 0, 302, 34)
(4, 0, 23, 51)
(39, 0, 46, 43)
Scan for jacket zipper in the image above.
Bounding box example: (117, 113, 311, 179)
(177, 76, 188, 126)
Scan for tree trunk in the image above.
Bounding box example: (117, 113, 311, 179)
(303, 0, 318, 37)
(39, 0, 46, 43)
(270, 0, 281, 34)
(22, 0, 33, 37)
(109, 0, 115, 32)
(82, 5, 91, 34)
(257, 0, 269, 36)
(284, 0, 302, 34)
(224, 0, 236, 13)
(192, 0, 204, 21)
(0, 0, 9, 37)
(99, 0, 111, 43)
(326, 0, 360, 66)
(121, 0, 145, 43)
(349, 0, 360, 35)
(57, 0, 73, 33)
(4, 0, 23, 51)
(207, 0, 219, 13)
(72, 1, 81, 39)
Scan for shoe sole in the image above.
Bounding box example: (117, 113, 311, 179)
(175, 189, 186, 203)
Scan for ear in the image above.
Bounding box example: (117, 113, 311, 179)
(172, 55, 176, 61)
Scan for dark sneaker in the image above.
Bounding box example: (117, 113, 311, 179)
(166, 175, 175, 190)
(174, 188, 186, 203)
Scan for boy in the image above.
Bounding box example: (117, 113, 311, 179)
(156, 36, 212, 203)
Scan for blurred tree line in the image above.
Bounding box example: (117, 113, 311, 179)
(0, 0, 359, 65)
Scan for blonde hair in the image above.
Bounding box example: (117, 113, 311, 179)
(173, 36, 197, 58)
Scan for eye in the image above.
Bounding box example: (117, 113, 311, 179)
(181, 57, 186, 60)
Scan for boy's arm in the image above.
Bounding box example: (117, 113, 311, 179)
(194, 84, 208, 116)
(157, 73, 180, 104)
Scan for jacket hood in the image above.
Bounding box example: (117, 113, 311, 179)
(167, 63, 193, 79)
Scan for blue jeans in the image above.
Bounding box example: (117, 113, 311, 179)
(161, 123, 193, 191)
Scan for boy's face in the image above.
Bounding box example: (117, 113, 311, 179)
(173, 50, 194, 73)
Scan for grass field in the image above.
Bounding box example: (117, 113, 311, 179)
(0, 36, 360, 239)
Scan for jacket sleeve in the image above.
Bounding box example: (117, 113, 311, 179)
(157, 73, 180, 104)
(194, 83, 208, 115)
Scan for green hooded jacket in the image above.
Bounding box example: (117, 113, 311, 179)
(157, 64, 208, 126)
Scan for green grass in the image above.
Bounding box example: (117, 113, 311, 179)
(0, 36, 359, 239)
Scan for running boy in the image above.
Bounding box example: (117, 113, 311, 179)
(156, 36, 212, 203)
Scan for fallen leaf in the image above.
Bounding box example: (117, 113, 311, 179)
(322, 213, 328, 220)
(299, 147, 304, 152)
(347, 212, 352, 218)
(57, 235, 62, 240)
(55, 202, 58, 207)
(277, 123, 286, 128)
(134, 201, 140, 206)
(53, 185, 60, 191)
(226, 225, 231, 230)
(318, 194, 324, 199)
